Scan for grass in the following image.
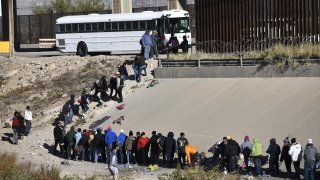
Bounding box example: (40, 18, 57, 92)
(0, 153, 60, 180)
(168, 44, 320, 61)
(158, 166, 240, 180)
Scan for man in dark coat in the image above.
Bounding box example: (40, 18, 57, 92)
(266, 138, 281, 176)
(149, 131, 159, 165)
(166, 132, 176, 168)
(225, 137, 241, 172)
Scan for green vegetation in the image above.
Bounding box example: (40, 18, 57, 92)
(32, 0, 104, 14)
(0, 153, 60, 179)
(169, 44, 320, 61)
(158, 167, 240, 180)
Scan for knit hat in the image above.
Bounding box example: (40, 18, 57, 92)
(226, 136, 232, 140)
(307, 139, 312, 144)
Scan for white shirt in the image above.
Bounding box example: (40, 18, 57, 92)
(25, 110, 33, 121)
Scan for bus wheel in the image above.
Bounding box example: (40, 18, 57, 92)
(77, 42, 88, 57)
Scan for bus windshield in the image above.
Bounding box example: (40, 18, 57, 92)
(166, 17, 190, 34)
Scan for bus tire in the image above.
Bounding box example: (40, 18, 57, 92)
(77, 42, 88, 57)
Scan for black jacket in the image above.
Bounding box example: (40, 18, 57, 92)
(280, 144, 292, 162)
(149, 135, 159, 152)
(53, 126, 63, 141)
(267, 139, 281, 158)
(166, 132, 176, 154)
(226, 140, 241, 157)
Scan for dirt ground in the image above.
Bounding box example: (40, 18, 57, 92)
(0, 54, 169, 179)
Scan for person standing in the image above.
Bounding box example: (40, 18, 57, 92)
(141, 30, 152, 60)
(149, 131, 159, 165)
(303, 139, 318, 180)
(136, 55, 147, 83)
(24, 106, 32, 136)
(280, 137, 292, 177)
(118, 63, 129, 80)
(289, 138, 303, 180)
(266, 138, 281, 176)
(125, 130, 135, 168)
(225, 137, 241, 172)
(66, 126, 76, 159)
(137, 132, 150, 166)
(241, 135, 252, 174)
(180, 35, 189, 53)
(150, 30, 159, 58)
(251, 137, 263, 176)
(157, 133, 167, 167)
(11, 112, 20, 144)
(53, 122, 63, 155)
(74, 128, 82, 160)
(105, 125, 117, 165)
(116, 72, 125, 103)
(177, 132, 189, 167)
(109, 74, 118, 99)
(166, 132, 176, 168)
(109, 143, 119, 180)
(116, 129, 127, 164)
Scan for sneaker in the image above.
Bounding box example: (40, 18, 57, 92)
(128, 165, 132, 169)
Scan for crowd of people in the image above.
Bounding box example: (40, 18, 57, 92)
(52, 123, 319, 180)
(140, 30, 189, 60)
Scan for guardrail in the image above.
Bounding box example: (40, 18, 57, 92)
(158, 59, 320, 67)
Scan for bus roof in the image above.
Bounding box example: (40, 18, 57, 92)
(56, 10, 189, 24)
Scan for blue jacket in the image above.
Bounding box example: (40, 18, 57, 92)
(105, 130, 117, 146)
(117, 132, 127, 146)
(142, 33, 152, 46)
(74, 132, 82, 145)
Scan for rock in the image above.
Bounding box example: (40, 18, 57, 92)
(29, 78, 36, 83)
(3, 69, 18, 79)
(61, 93, 67, 98)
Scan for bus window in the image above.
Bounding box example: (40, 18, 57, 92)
(79, 24, 85, 31)
(147, 20, 155, 30)
(99, 23, 104, 31)
(119, 22, 125, 30)
(112, 22, 118, 30)
(92, 23, 98, 31)
(72, 24, 78, 32)
(126, 21, 132, 30)
(140, 21, 146, 29)
(60, 24, 66, 32)
(105, 22, 111, 30)
(168, 17, 190, 34)
(66, 24, 72, 32)
(133, 21, 139, 30)
(85, 24, 92, 31)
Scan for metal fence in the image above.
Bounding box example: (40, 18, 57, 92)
(195, 0, 320, 53)
(195, 36, 320, 54)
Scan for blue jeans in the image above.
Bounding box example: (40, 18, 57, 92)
(144, 45, 151, 60)
(126, 150, 133, 166)
(81, 103, 89, 113)
(304, 160, 315, 180)
(92, 147, 101, 163)
(253, 157, 262, 176)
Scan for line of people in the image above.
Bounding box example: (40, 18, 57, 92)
(209, 136, 319, 180)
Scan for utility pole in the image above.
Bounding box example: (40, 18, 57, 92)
(8, 0, 14, 58)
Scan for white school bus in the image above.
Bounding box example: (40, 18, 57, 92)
(55, 10, 191, 56)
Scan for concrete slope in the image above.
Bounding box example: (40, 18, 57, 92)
(97, 78, 320, 152)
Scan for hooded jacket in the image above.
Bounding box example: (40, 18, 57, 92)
(125, 136, 135, 151)
(226, 139, 241, 157)
(266, 138, 281, 158)
(251, 138, 263, 157)
(105, 129, 117, 146)
(66, 126, 76, 146)
(117, 132, 126, 146)
(304, 144, 317, 161)
(289, 142, 302, 162)
(166, 132, 176, 154)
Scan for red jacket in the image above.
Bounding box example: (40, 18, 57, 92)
(137, 136, 149, 150)
(12, 116, 20, 128)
